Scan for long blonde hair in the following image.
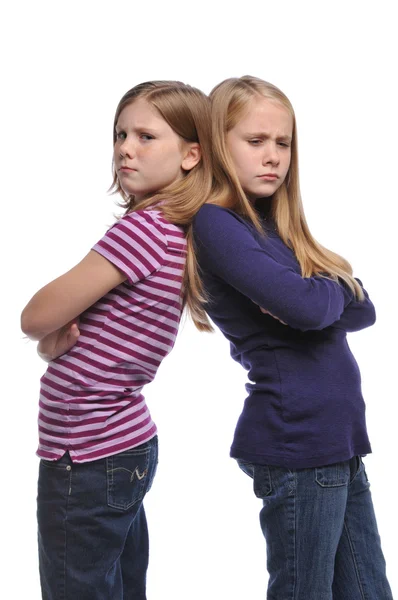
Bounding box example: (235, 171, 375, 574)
(199, 76, 363, 329)
(110, 81, 213, 329)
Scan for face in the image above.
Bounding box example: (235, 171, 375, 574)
(114, 98, 195, 201)
(226, 97, 293, 201)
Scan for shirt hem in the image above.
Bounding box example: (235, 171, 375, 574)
(36, 428, 158, 464)
(230, 444, 372, 469)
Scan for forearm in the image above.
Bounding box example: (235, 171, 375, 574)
(249, 273, 350, 331)
(21, 261, 95, 339)
(331, 281, 376, 332)
(21, 282, 82, 341)
(36, 320, 81, 360)
(194, 208, 352, 331)
(21, 251, 126, 340)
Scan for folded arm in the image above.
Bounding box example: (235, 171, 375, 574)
(331, 279, 376, 332)
(37, 320, 81, 361)
(193, 205, 353, 332)
(21, 250, 126, 341)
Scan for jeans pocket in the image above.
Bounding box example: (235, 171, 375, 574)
(358, 456, 369, 483)
(106, 442, 157, 511)
(40, 459, 63, 470)
(40, 453, 72, 470)
(237, 460, 273, 498)
(315, 460, 350, 488)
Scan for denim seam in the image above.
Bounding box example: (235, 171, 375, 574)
(63, 467, 72, 600)
(293, 473, 297, 600)
(342, 519, 367, 600)
(107, 456, 114, 507)
(348, 456, 362, 486)
(109, 511, 137, 576)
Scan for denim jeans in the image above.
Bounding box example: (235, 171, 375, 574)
(37, 436, 158, 600)
(237, 455, 393, 600)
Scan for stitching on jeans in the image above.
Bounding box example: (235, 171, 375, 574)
(109, 452, 154, 572)
(107, 456, 113, 505)
(63, 467, 71, 600)
(292, 476, 297, 600)
(106, 466, 148, 482)
(342, 520, 367, 600)
(348, 456, 360, 487)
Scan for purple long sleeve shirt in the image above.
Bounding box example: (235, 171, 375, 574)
(193, 204, 375, 468)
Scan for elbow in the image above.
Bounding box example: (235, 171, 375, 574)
(293, 310, 340, 332)
(21, 308, 44, 340)
(359, 300, 376, 329)
(368, 305, 377, 327)
(295, 321, 329, 333)
(20, 308, 32, 335)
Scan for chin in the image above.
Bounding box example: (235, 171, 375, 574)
(250, 188, 275, 199)
(123, 186, 143, 197)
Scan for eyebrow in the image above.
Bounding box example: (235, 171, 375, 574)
(115, 124, 159, 134)
(246, 132, 292, 142)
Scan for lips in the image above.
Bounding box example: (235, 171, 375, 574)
(258, 173, 278, 179)
(119, 167, 137, 175)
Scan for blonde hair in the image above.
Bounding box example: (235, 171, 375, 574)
(198, 75, 363, 329)
(110, 81, 213, 329)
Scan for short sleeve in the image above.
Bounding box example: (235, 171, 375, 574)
(92, 210, 167, 284)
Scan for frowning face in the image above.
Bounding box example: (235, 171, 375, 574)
(114, 98, 188, 201)
(227, 97, 293, 200)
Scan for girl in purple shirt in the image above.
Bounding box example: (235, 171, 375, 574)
(193, 76, 393, 599)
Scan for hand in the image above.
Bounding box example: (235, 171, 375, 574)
(37, 319, 80, 362)
(258, 306, 287, 325)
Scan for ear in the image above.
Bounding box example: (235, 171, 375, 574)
(181, 143, 201, 171)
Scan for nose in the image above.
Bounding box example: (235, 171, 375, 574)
(119, 137, 135, 160)
(262, 142, 280, 166)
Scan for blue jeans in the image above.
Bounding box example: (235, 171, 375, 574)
(37, 436, 158, 600)
(237, 455, 393, 600)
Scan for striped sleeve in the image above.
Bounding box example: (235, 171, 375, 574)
(92, 210, 167, 284)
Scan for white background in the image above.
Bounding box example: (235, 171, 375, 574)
(2, 0, 397, 598)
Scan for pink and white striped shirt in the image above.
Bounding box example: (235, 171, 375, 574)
(37, 208, 186, 463)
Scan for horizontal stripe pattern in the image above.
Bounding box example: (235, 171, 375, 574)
(37, 209, 186, 463)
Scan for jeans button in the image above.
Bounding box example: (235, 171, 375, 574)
(66, 465, 72, 471)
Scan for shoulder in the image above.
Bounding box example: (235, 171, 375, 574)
(121, 208, 164, 230)
(194, 203, 251, 232)
(116, 209, 169, 247)
(193, 204, 263, 264)
(195, 203, 243, 220)
(129, 208, 185, 239)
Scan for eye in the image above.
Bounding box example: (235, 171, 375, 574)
(278, 141, 291, 148)
(116, 131, 126, 141)
(140, 133, 155, 141)
(248, 139, 262, 146)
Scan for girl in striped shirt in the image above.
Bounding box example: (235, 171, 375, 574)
(21, 80, 213, 600)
